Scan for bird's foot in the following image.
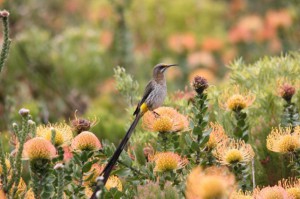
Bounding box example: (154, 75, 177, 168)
(152, 111, 160, 118)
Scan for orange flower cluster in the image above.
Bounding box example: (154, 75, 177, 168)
(151, 152, 188, 172)
(142, 107, 189, 133)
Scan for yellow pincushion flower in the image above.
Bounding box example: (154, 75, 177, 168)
(279, 178, 300, 199)
(213, 139, 254, 165)
(105, 176, 123, 191)
(255, 186, 289, 199)
(267, 126, 300, 153)
(37, 123, 73, 146)
(71, 131, 102, 151)
(220, 86, 255, 112)
(142, 107, 189, 133)
(151, 152, 188, 172)
(206, 122, 228, 149)
(230, 190, 253, 199)
(186, 166, 235, 199)
(23, 137, 56, 160)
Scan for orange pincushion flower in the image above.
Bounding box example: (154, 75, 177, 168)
(213, 139, 254, 165)
(23, 137, 56, 160)
(219, 86, 255, 111)
(186, 166, 235, 199)
(105, 176, 123, 191)
(255, 185, 290, 199)
(37, 123, 73, 146)
(267, 126, 300, 153)
(71, 131, 102, 151)
(206, 122, 228, 149)
(151, 152, 188, 172)
(142, 107, 189, 133)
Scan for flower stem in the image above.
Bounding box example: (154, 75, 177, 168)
(56, 168, 64, 199)
(0, 12, 11, 73)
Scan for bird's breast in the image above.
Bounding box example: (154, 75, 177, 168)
(146, 83, 167, 110)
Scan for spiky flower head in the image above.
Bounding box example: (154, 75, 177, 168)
(277, 78, 298, 102)
(220, 86, 255, 112)
(255, 185, 290, 199)
(279, 178, 300, 199)
(142, 107, 189, 133)
(230, 190, 253, 199)
(150, 152, 188, 172)
(213, 138, 255, 165)
(267, 126, 300, 153)
(37, 123, 73, 146)
(71, 131, 102, 151)
(192, 76, 209, 95)
(206, 122, 228, 149)
(23, 137, 56, 160)
(105, 176, 123, 191)
(186, 166, 235, 199)
(71, 111, 98, 134)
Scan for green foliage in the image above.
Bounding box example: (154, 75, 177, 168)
(209, 53, 300, 185)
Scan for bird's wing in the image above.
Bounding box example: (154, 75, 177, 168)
(133, 80, 154, 116)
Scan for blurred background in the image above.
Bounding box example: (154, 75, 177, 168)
(0, 0, 299, 142)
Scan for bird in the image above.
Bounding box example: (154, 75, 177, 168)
(90, 63, 177, 198)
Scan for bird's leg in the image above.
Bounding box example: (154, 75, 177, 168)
(152, 111, 160, 118)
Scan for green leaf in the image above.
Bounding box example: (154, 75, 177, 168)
(82, 161, 93, 173)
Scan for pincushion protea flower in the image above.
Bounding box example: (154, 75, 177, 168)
(206, 122, 228, 149)
(254, 185, 290, 199)
(71, 131, 102, 151)
(37, 123, 73, 146)
(105, 176, 123, 191)
(219, 86, 255, 112)
(23, 137, 56, 160)
(213, 138, 254, 165)
(142, 107, 189, 133)
(150, 152, 188, 172)
(278, 178, 300, 199)
(186, 166, 235, 199)
(267, 126, 300, 153)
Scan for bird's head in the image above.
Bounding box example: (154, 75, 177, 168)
(152, 63, 177, 80)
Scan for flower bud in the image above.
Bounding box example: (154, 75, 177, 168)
(54, 163, 64, 170)
(0, 10, 9, 17)
(192, 76, 209, 95)
(18, 108, 30, 117)
(279, 83, 296, 102)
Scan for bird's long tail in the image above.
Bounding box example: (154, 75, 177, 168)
(90, 113, 143, 199)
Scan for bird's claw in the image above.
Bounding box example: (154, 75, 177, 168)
(152, 111, 160, 118)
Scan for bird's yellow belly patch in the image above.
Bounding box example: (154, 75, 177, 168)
(140, 103, 149, 113)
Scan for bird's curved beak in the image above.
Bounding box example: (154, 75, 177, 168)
(166, 64, 178, 68)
